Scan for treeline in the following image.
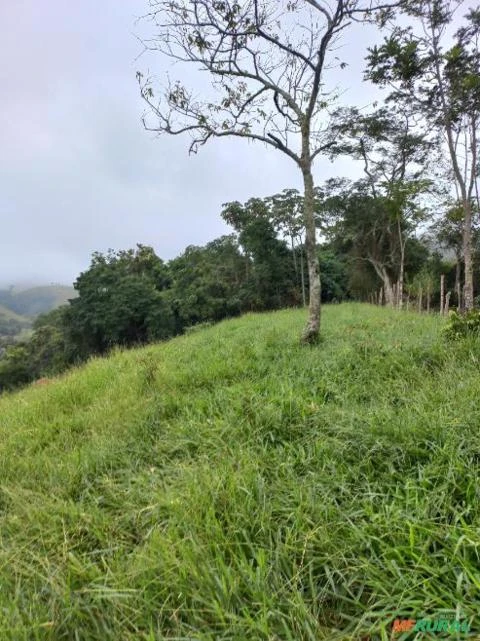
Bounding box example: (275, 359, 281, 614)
(0, 187, 476, 392)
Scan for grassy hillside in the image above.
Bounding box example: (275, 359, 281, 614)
(9, 285, 76, 317)
(0, 305, 32, 347)
(0, 304, 478, 640)
(0, 304, 29, 323)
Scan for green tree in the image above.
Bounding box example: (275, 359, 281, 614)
(335, 106, 432, 306)
(168, 235, 248, 326)
(67, 245, 175, 355)
(0, 308, 72, 391)
(221, 199, 298, 309)
(0, 343, 32, 391)
(323, 181, 427, 305)
(366, 2, 480, 309)
(267, 187, 326, 307)
(137, 0, 398, 342)
(318, 246, 349, 302)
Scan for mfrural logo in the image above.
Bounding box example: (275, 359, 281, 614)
(392, 617, 471, 635)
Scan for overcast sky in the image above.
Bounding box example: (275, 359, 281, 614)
(0, 0, 386, 287)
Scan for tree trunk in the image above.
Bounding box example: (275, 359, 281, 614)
(440, 274, 445, 315)
(455, 253, 462, 311)
(299, 241, 307, 308)
(431, 21, 475, 311)
(369, 261, 394, 305)
(463, 198, 474, 311)
(445, 291, 451, 315)
(397, 219, 405, 310)
(383, 274, 395, 306)
(291, 235, 298, 274)
(418, 288, 422, 313)
(301, 164, 321, 343)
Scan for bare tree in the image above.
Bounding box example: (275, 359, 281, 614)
(137, 0, 396, 342)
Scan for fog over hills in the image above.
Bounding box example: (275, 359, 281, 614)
(0, 284, 76, 318)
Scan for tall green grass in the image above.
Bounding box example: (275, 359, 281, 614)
(0, 304, 478, 640)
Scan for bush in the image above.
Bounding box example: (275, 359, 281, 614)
(443, 309, 480, 340)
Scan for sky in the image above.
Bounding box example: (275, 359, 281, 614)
(0, 0, 384, 287)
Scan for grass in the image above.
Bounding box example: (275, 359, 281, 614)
(0, 303, 479, 640)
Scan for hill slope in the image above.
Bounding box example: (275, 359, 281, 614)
(0, 304, 28, 323)
(8, 284, 76, 317)
(0, 304, 478, 640)
(0, 304, 31, 345)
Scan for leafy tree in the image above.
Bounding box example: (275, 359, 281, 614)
(323, 180, 428, 305)
(267, 189, 306, 305)
(168, 235, 248, 326)
(0, 317, 27, 338)
(0, 344, 32, 391)
(318, 246, 349, 302)
(335, 106, 432, 306)
(267, 187, 326, 306)
(137, 0, 398, 342)
(0, 308, 71, 391)
(67, 245, 175, 355)
(221, 199, 298, 309)
(435, 202, 465, 308)
(366, 2, 480, 309)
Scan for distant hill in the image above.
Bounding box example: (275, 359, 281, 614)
(0, 304, 28, 323)
(0, 285, 76, 318)
(0, 304, 32, 350)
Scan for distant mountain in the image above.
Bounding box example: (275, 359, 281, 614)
(0, 304, 28, 323)
(0, 304, 32, 352)
(0, 285, 77, 318)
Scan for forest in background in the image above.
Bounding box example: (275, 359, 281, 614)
(2, 0, 480, 388)
(0, 184, 476, 392)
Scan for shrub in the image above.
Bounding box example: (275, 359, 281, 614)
(443, 309, 480, 340)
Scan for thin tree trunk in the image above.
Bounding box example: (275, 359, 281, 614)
(299, 241, 306, 307)
(418, 288, 422, 313)
(440, 274, 445, 315)
(427, 284, 431, 313)
(455, 254, 462, 311)
(430, 15, 475, 311)
(397, 218, 405, 310)
(291, 235, 305, 308)
(291, 235, 298, 279)
(445, 291, 451, 315)
(301, 164, 321, 343)
(463, 198, 474, 311)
